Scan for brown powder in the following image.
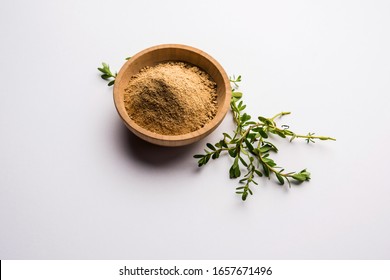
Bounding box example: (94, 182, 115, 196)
(124, 62, 217, 135)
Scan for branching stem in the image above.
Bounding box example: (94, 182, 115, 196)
(194, 76, 335, 201)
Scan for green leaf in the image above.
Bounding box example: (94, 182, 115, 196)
(101, 74, 110, 80)
(263, 141, 278, 152)
(254, 169, 263, 177)
(193, 154, 204, 158)
(276, 173, 285, 185)
(212, 151, 220, 159)
(229, 164, 236, 178)
(259, 146, 271, 153)
(108, 80, 115, 86)
(240, 113, 251, 123)
(262, 157, 275, 165)
(244, 139, 254, 152)
(229, 157, 241, 178)
(274, 129, 286, 138)
(206, 143, 216, 151)
(223, 133, 232, 139)
(232, 91, 243, 98)
(197, 158, 205, 167)
(234, 166, 241, 178)
(229, 158, 237, 178)
(247, 133, 257, 141)
(258, 116, 272, 125)
(239, 156, 248, 167)
(258, 128, 268, 139)
(220, 140, 228, 148)
(261, 163, 270, 177)
(291, 170, 310, 182)
(292, 173, 307, 181)
(319, 136, 334, 140)
(283, 129, 294, 136)
(299, 169, 311, 180)
(242, 192, 248, 201)
(263, 158, 276, 167)
(228, 148, 237, 158)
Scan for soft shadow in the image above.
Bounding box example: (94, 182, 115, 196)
(115, 121, 201, 167)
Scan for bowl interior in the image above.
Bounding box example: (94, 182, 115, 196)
(113, 44, 231, 146)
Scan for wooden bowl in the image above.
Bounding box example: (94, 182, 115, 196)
(113, 44, 231, 146)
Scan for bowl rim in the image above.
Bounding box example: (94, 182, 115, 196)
(113, 44, 231, 144)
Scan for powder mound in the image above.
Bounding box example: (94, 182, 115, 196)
(124, 62, 217, 135)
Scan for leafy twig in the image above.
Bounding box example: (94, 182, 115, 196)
(97, 62, 117, 86)
(97, 57, 131, 87)
(230, 74, 242, 88)
(194, 76, 335, 201)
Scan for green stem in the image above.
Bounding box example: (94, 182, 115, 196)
(270, 111, 291, 121)
(293, 134, 336, 141)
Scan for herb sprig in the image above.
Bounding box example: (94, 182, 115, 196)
(98, 57, 131, 86)
(98, 62, 117, 86)
(194, 76, 335, 201)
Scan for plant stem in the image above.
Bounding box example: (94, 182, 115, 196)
(270, 111, 291, 121)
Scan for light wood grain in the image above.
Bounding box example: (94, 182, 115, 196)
(113, 44, 231, 146)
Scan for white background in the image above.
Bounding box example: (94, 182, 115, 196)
(1, 0, 389, 259)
